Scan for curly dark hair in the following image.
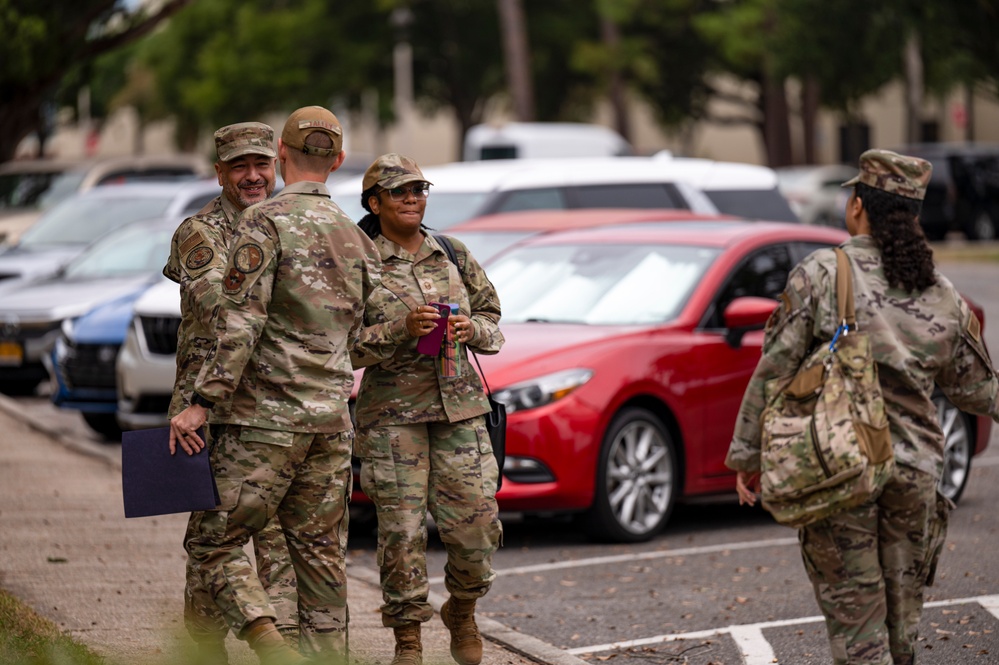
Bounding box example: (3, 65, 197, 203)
(855, 182, 936, 292)
(357, 187, 381, 239)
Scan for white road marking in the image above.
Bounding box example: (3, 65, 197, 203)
(428, 537, 799, 585)
(567, 594, 999, 661)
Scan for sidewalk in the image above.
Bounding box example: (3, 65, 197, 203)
(0, 397, 570, 665)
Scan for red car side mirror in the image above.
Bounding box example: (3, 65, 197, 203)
(723, 297, 779, 348)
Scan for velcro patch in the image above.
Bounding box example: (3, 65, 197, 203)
(298, 120, 342, 135)
(223, 267, 246, 293)
(233, 244, 264, 273)
(185, 246, 214, 271)
(179, 230, 206, 255)
(967, 313, 982, 342)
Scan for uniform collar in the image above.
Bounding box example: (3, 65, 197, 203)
(375, 230, 436, 263)
(277, 181, 331, 198)
(220, 194, 241, 228)
(846, 234, 878, 252)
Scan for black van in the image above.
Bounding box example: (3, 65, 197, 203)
(898, 143, 999, 241)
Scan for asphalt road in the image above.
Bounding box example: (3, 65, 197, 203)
(11, 257, 999, 665)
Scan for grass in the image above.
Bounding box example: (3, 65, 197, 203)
(0, 589, 108, 665)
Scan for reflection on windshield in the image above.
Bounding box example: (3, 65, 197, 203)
(488, 243, 720, 325)
(64, 225, 174, 279)
(447, 230, 535, 263)
(19, 195, 174, 247)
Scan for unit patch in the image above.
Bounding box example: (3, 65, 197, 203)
(223, 267, 246, 293)
(185, 246, 215, 271)
(233, 244, 264, 273)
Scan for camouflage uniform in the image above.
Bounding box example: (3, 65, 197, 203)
(162, 123, 298, 644)
(186, 171, 380, 660)
(351, 229, 504, 628)
(727, 150, 999, 664)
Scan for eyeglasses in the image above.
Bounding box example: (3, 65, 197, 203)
(382, 184, 430, 201)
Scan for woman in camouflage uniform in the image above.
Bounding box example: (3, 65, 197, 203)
(727, 150, 999, 665)
(350, 154, 504, 665)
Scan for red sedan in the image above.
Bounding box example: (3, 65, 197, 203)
(473, 220, 990, 542)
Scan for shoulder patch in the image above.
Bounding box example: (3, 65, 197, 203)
(223, 267, 246, 293)
(233, 244, 264, 273)
(179, 230, 206, 255)
(967, 312, 982, 342)
(185, 246, 214, 271)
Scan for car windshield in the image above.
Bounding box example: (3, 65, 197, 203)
(488, 242, 720, 324)
(36, 171, 87, 208)
(447, 230, 536, 263)
(18, 194, 175, 247)
(63, 223, 175, 280)
(705, 188, 799, 222)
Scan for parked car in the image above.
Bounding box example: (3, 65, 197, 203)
(0, 154, 210, 244)
(463, 122, 632, 161)
(330, 155, 798, 229)
(474, 221, 989, 541)
(0, 180, 219, 295)
(447, 209, 736, 263)
(0, 217, 178, 396)
(776, 164, 856, 227)
(895, 143, 999, 241)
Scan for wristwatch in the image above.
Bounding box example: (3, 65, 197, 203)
(191, 393, 215, 409)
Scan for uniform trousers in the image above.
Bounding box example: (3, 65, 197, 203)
(357, 416, 502, 627)
(185, 424, 353, 660)
(799, 464, 950, 665)
(184, 425, 299, 640)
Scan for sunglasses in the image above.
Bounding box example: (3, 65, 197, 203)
(382, 184, 430, 201)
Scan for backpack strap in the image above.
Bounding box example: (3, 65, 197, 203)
(434, 234, 461, 274)
(833, 248, 856, 327)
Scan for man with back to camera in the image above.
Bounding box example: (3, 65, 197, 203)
(163, 122, 298, 663)
(170, 106, 381, 665)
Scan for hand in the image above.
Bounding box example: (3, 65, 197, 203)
(169, 405, 208, 456)
(406, 305, 441, 338)
(736, 470, 760, 507)
(449, 314, 475, 343)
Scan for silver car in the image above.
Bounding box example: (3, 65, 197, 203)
(0, 179, 220, 295)
(0, 217, 181, 394)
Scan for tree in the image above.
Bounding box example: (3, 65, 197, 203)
(0, 0, 192, 161)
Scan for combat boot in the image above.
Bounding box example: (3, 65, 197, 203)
(189, 632, 229, 665)
(440, 597, 482, 665)
(243, 618, 307, 665)
(391, 622, 423, 665)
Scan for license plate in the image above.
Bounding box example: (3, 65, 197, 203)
(0, 340, 23, 366)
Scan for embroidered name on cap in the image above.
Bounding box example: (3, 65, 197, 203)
(298, 120, 342, 135)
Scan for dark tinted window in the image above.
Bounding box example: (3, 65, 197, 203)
(703, 244, 794, 328)
(181, 193, 219, 215)
(480, 146, 518, 160)
(706, 188, 799, 222)
(570, 183, 683, 209)
(494, 188, 565, 213)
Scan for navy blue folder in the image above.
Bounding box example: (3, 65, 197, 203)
(121, 427, 220, 518)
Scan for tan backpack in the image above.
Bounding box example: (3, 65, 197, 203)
(759, 248, 894, 528)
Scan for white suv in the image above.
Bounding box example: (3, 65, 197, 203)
(329, 154, 797, 229)
(116, 278, 179, 430)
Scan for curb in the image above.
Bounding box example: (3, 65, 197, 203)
(0, 392, 584, 665)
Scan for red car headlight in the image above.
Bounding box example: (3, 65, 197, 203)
(492, 368, 593, 414)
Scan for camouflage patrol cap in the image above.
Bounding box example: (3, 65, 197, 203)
(841, 149, 932, 200)
(214, 122, 277, 162)
(362, 153, 432, 192)
(281, 106, 343, 157)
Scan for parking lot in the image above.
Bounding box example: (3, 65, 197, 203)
(8, 254, 999, 664)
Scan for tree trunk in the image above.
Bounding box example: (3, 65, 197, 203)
(801, 77, 820, 164)
(761, 72, 793, 168)
(600, 16, 630, 144)
(0, 94, 44, 161)
(904, 32, 923, 144)
(496, 0, 535, 121)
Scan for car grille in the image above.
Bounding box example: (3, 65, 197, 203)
(140, 316, 181, 355)
(64, 343, 120, 389)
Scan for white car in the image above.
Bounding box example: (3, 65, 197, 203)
(329, 154, 798, 229)
(116, 277, 180, 430)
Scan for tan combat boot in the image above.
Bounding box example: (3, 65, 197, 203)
(440, 597, 482, 665)
(243, 618, 307, 665)
(189, 631, 229, 665)
(391, 622, 423, 665)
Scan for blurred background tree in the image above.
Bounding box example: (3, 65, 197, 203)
(0, 0, 191, 161)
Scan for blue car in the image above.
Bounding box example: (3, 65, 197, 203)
(50, 288, 152, 440)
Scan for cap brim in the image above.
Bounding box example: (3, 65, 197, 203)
(380, 174, 433, 189)
(841, 174, 860, 188)
(222, 146, 277, 161)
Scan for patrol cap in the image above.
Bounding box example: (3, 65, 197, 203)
(281, 106, 343, 157)
(362, 153, 432, 192)
(214, 122, 277, 162)
(841, 149, 932, 200)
